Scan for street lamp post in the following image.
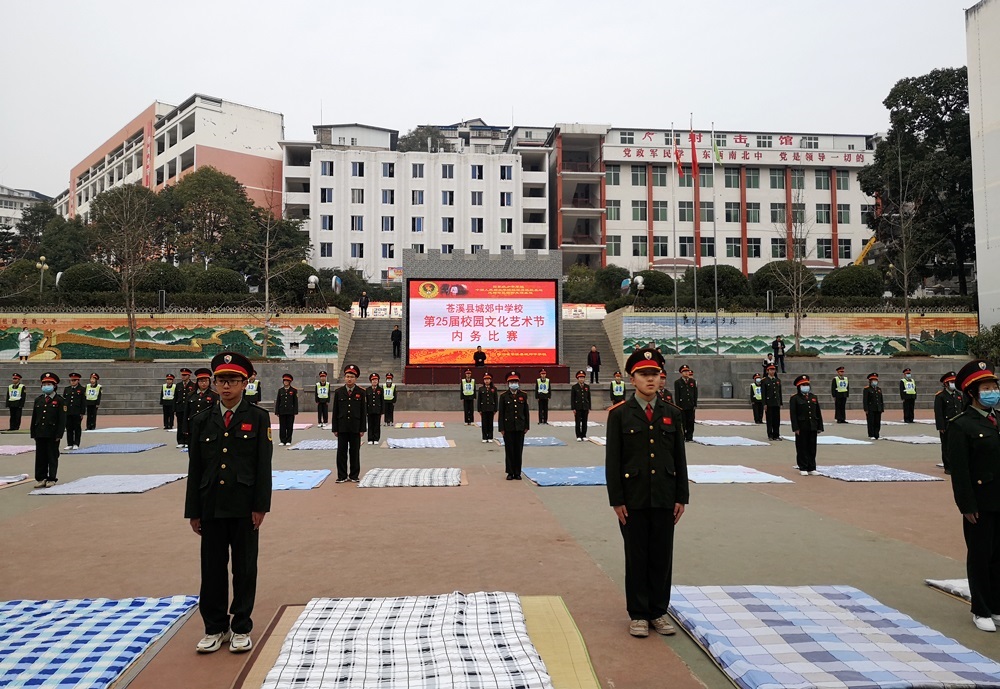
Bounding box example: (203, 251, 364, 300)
(36, 256, 49, 297)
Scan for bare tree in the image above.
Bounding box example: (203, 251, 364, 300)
(768, 190, 819, 351)
(90, 184, 162, 359)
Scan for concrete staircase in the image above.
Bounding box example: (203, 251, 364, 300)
(561, 320, 617, 378)
(339, 318, 403, 380)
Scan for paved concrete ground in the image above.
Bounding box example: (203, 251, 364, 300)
(0, 405, 982, 689)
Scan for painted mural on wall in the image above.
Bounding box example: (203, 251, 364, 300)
(622, 313, 977, 357)
(0, 314, 339, 360)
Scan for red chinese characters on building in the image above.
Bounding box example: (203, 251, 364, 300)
(733, 134, 748, 145)
(642, 131, 655, 141)
(779, 135, 794, 146)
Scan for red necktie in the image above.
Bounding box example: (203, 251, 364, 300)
(646, 404, 654, 422)
(990, 413, 996, 427)
(224, 410, 233, 428)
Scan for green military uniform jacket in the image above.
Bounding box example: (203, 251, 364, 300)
(498, 389, 530, 433)
(332, 385, 367, 433)
(606, 396, 689, 510)
(184, 399, 272, 520)
(947, 407, 1000, 515)
(30, 393, 66, 439)
(789, 391, 824, 433)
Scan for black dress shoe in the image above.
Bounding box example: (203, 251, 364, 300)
(506, 474, 514, 480)
(514, 474, 522, 480)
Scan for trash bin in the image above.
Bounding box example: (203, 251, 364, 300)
(721, 382, 733, 399)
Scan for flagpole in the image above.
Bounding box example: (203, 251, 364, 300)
(691, 114, 699, 355)
(712, 121, 720, 356)
(670, 123, 679, 356)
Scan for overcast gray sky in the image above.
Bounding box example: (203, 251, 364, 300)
(0, 0, 973, 197)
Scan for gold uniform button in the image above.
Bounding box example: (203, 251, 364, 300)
(978, 480, 983, 485)
(649, 425, 654, 430)
(219, 480, 225, 485)
(222, 448, 228, 453)
(243, 434, 248, 439)
(651, 469, 656, 475)
(650, 453, 655, 458)
(221, 464, 227, 469)
(224, 432, 229, 438)
(980, 434, 985, 438)
(205, 437, 210, 442)
(624, 473, 630, 478)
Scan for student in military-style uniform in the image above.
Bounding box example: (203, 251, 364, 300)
(243, 371, 262, 406)
(789, 374, 824, 475)
(749, 373, 764, 424)
(610, 371, 627, 406)
(657, 371, 674, 405)
(460, 369, 477, 425)
(30, 372, 66, 489)
(761, 365, 783, 440)
(900, 367, 917, 423)
(605, 347, 689, 639)
(498, 371, 529, 480)
(935, 371, 963, 474)
(946, 360, 1000, 632)
(674, 366, 698, 442)
(314, 371, 331, 429)
(571, 370, 592, 441)
(383, 373, 397, 426)
(477, 372, 498, 442)
(831, 366, 849, 423)
(862, 372, 884, 439)
(190, 368, 218, 420)
(332, 364, 366, 483)
(84, 372, 102, 430)
(365, 373, 384, 445)
(535, 369, 551, 425)
(62, 372, 86, 450)
(160, 373, 177, 430)
(6, 372, 26, 431)
(274, 374, 298, 447)
(176, 368, 198, 448)
(185, 352, 272, 655)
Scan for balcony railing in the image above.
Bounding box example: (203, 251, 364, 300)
(562, 161, 601, 173)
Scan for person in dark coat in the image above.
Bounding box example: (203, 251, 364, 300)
(771, 335, 786, 373)
(176, 368, 198, 448)
(863, 373, 884, 439)
(62, 372, 86, 450)
(761, 365, 783, 440)
(314, 371, 331, 429)
(358, 291, 370, 318)
(243, 371, 262, 406)
(460, 369, 477, 425)
(383, 373, 397, 425)
(473, 346, 487, 368)
(30, 372, 66, 488)
(935, 371, 964, 474)
(190, 368, 218, 420)
(946, 360, 1000, 632)
(673, 366, 698, 442)
(749, 373, 764, 424)
(587, 346, 602, 384)
(365, 373, 384, 445)
(160, 373, 177, 430)
(610, 371, 627, 406)
(84, 372, 102, 430)
(789, 374, 824, 475)
(390, 325, 402, 359)
(831, 366, 849, 423)
(5, 372, 26, 431)
(605, 347, 689, 638)
(571, 370, 592, 441)
(900, 367, 917, 423)
(497, 371, 529, 480)
(274, 374, 298, 446)
(657, 371, 675, 405)
(185, 351, 272, 654)
(477, 372, 498, 442)
(535, 369, 551, 424)
(332, 365, 366, 483)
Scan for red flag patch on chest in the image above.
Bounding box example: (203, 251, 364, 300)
(662, 416, 671, 424)
(241, 422, 253, 431)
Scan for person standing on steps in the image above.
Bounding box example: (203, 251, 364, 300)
(460, 369, 476, 425)
(571, 370, 592, 441)
(762, 352, 775, 375)
(160, 374, 177, 430)
(6, 372, 26, 431)
(900, 368, 917, 423)
(771, 335, 786, 373)
(84, 373, 102, 431)
(789, 375, 824, 476)
(535, 369, 551, 425)
(477, 372, 498, 443)
(749, 373, 764, 424)
(314, 371, 331, 429)
(390, 325, 402, 359)
(332, 365, 366, 483)
(62, 373, 86, 451)
(18, 326, 31, 364)
(473, 346, 487, 368)
(358, 291, 370, 318)
(863, 373, 884, 440)
(934, 371, 963, 475)
(382, 373, 397, 426)
(498, 371, 529, 480)
(761, 365, 783, 441)
(831, 366, 849, 424)
(365, 373, 384, 445)
(587, 346, 602, 384)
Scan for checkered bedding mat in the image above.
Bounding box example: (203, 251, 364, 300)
(780, 435, 872, 445)
(30, 474, 186, 495)
(688, 465, 792, 484)
(270, 423, 313, 430)
(358, 467, 462, 488)
(817, 464, 943, 482)
(289, 439, 339, 451)
(261, 592, 552, 689)
(523, 466, 605, 486)
(394, 421, 445, 428)
(0, 445, 33, 456)
(882, 435, 941, 444)
(67, 443, 166, 454)
(587, 436, 607, 446)
(386, 436, 450, 449)
(926, 578, 971, 602)
(495, 436, 567, 447)
(0, 595, 198, 688)
(669, 585, 1000, 689)
(0, 473, 29, 485)
(697, 419, 755, 426)
(83, 426, 156, 433)
(272, 469, 331, 490)
(693, 436, 770, 447)
(546, 420, 601, 427)
(847, 419, 905, 426)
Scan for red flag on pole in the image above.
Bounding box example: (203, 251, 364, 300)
(673, 132, 683, 179)
(690, 130, 699, 184)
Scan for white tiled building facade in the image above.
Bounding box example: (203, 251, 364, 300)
(0, 186, 50, 234)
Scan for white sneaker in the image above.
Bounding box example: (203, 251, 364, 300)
(229, 632, 252, 653)
(808, 471, 820, 476)
(176, 443, 184, 448)
(64, 445, 73, 451)
(800, 470, 809, 476)
(34, 480, 46, 488)
(196, 630, 230, 653)
(974, 614, 997, 632)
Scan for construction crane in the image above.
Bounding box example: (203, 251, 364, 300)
(854, 235, 877, 266)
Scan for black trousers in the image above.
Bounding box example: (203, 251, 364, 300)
(66, 414, 82, 447)
(463, 397, 475, 424)
(336, 432, 362, 481)
(751, 401, 764, 424)
(503, 431, 525, 477)
(794, 430, 818, 471)
(176, 410, 189, 445)
(537, 398, 549, 424)
(903, 396, 916, 423)
(384, 402, 395, 425)
(834, 394, 847, 423)
(590, 368, 599, 384)
(776, 354, 785, 373)
(620, 507, 675, 621)
(86, 405, 98, 430)
(34, 437, 59, 482)
(199, 516, 259, 635)
(162, 404, 174, 429)
(866, 411, 882, 439)
(278, 415, 294, 444)
(682, 409, 695, 441)
(392, 341, 401, 358)
(765, 405, 781, 439)
(316, 402, 329, 425)
(8, 406, 23, 431)
(480, 412, 494, 440)
(963, 511, 1000, 618)
(574, 409, 589, 438)
(367, 414, 381, 442)
(941, 429, 950, 470)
